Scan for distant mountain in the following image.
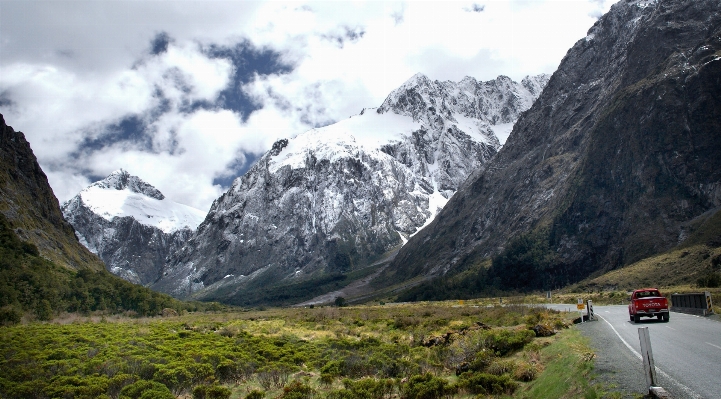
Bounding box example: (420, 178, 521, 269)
(153, 73, 549, 304)
(390, 0, 721, 295)
(0, 114, 104, 271)
(0, 113, 205, 323)
(62, 169, 205, 285)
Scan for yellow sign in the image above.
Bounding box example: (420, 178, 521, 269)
(577, 304, 585, 310)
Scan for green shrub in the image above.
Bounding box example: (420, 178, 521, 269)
(277, 380, 314, 399)
(458, 372, 517, 395)
(338, 378, 394, 399)
(119, 380, 174, 399)
(108, 374, 135, 398)
(43, 375, 110, 399)
(246, 389, 265, 399)
(486, 359, 516, 376)
(401, 373, 453, 399)
(256, 364, 295, 390)
(0, 306, 21, 326)
(467, 350, 495, 373)
(192, 383, 231, 399)
(320, 360, 344, 377)
(697, 272, 721, 288)
(153, 364, 193, 394)
(512, 361, 538, 382)
(320, 373, 334, 387)
(482, 329, 535, 356)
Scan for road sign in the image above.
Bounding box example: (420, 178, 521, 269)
(577, 304, 585, 310)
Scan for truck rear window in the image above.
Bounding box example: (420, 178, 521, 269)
(637, 290, 660, 298)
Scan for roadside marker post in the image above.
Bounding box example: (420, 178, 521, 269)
(638, 327, 658, 389)
(577, 298, 584, 322)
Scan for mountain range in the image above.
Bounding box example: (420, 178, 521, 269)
(60, 73, 548, 303)
(150, 73, 548, 303)
(5, 0, 720, 308)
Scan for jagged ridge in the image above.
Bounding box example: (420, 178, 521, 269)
(153, 73, 549, 304)
(62, 169, 205, 285)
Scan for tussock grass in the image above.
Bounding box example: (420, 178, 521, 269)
(518, 328, 600, 399)
(0, 301, 586, 399)
(574, 245, 721, 292)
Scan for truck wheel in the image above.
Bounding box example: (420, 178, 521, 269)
(633, 315, 640, 323)
(630, 315, 634, 322)
(663, 313, 669, 322)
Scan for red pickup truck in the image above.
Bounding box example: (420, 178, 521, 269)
(629, 288, 669, 322)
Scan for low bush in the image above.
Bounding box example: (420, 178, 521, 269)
(401, 373, 453, 399)
(119, 380, 174, 399)
(512, 361, 539, 382)
(277, 380, 315, 399)
(457, 372, 517, 395)
(486, 359, 516, 376)
(482, 328, 535, 356)
(339, 378, 394, 399)
(192, 383, 231, 399)
(246, 389, 266, 399)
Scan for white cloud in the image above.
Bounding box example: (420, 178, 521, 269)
(0, 0, 617, 212)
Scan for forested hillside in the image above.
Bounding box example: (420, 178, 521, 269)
(0, 213, 219, 325)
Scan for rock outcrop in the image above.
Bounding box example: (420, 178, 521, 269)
(0, 113, 105, 270)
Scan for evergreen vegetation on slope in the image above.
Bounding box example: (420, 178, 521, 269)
(0, 213, 220, 325)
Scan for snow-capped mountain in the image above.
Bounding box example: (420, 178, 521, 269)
(153, 73, 549, 303)
(62, 169, 205, 285)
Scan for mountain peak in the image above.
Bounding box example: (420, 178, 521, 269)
(91, 169, 165, 200)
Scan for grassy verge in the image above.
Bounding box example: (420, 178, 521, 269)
(518, 327, 601, 399)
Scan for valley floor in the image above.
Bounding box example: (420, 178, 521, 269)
(0, 300, 615, 399)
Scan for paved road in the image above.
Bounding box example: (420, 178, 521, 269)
(550, 304, 721, 398)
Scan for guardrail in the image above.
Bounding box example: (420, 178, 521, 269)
(670, 292, 714, 316)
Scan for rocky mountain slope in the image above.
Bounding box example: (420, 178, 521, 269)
(153, 73, 549, 302)
(62, 170, 205, 285)
(389, 0, 721, 292)
(0, 114, 104, 271)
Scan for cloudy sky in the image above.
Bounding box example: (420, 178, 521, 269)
(0, 0, 614, 212)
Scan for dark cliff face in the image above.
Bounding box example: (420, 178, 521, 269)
(390, 0, 721, 289)
(0, 114, 104, 271)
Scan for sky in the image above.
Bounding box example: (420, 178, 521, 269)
(0, 0, 615, 213)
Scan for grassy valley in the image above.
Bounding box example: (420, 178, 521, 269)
(0, 300, 609, 399)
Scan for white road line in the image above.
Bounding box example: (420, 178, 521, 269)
(596, 314, 702, 399)
(706, 342, 721, 351)
(665, 326, 675, 330)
